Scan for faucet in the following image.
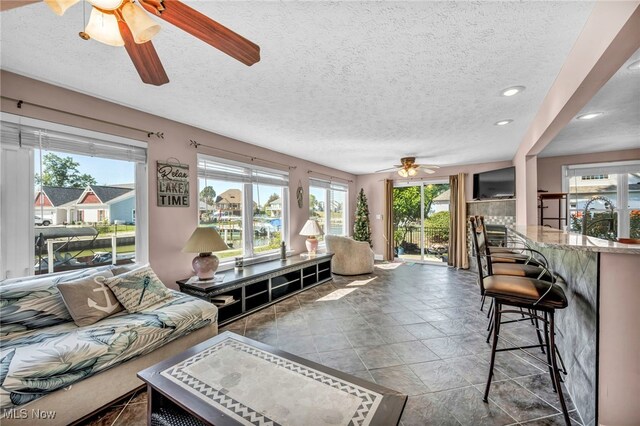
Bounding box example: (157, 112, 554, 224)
(582, 195, 616, 238)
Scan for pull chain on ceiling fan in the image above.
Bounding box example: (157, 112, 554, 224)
(2, 0, 261, 86)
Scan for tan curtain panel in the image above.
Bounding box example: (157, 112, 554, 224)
(448, 173, 469, 269)
(383, 179, 395, 261)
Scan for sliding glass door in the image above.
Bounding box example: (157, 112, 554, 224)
(392, 181, 450, 263)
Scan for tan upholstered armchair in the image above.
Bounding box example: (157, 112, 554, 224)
(325, 235, 375, 275)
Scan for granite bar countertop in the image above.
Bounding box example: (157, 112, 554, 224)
(508, 225, 640, 254)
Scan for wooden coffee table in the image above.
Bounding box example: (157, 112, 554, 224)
(138, 331, 407, 426)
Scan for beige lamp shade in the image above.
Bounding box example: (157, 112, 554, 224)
(299, 219, 324, 237)
(182, 227, 229, 254)
(44, 0, 80, 16)
(85, 8, 124, 46)
(121, 2, 160, 44)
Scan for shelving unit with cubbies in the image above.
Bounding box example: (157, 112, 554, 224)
(177, 254, 334, 326)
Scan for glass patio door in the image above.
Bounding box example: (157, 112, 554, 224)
(392, 181, 450, 263)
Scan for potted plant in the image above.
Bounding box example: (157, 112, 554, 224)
(394, 230, 405, 255)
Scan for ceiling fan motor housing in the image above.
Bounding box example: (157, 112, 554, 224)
(400, 157, 417, 167)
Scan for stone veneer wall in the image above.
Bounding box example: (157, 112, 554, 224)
(467, 199, 516, 227)
(529, 245, 598, 426)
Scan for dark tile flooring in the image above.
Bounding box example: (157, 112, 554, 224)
(85, 262, 582, 426)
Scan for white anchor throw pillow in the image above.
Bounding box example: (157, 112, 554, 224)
(58, 270, 124, 327)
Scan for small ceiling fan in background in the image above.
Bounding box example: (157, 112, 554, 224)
(375, 157, 440, 177)
(0, 0, 260, 86)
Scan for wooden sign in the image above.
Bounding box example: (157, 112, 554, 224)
(157, 161, 189, 207)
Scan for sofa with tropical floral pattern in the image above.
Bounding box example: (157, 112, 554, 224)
(0, 266, 218, 425)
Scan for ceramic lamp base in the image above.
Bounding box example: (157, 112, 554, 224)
(305, 237, 318, 254)
(192, 253, 220, 280)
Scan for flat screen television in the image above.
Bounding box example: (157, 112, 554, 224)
(473, 167, 515, 200)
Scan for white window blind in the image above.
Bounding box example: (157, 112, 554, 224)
(309, 177, 348, 192)
(198, 155, 289, 186)
(565, 161, 640, 177)
(1, 122, 147, 163)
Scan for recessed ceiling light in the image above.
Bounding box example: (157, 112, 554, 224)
(494, 119, 513, 126)
(628, 59, 640, 70)
(500, 86, 526, 97)
(576, 112, 604, 120)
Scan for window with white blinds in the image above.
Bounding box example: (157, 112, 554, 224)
(197, 154, 290, 262)
(0, 113, 148, 279)
(563, 161, 640, 240)
(309, 178, 348, 238)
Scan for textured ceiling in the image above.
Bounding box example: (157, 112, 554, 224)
(540, 50, 640, 158)
(0, 1, 595, 174)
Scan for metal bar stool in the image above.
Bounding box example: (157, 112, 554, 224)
(470, 216, 550, 314)
(470, 217, 552, 353)
(476, 217, 568, 377)
(470, 229, 572, 424)
(476, 216, 548, 269)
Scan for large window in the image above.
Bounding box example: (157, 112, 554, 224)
(309, 178, 348, 240)
(564, 161, 640, 240)
(198, 155, 289, 261)
(1, 113, 148, 279)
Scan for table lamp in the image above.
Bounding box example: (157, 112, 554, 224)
(299, 219, 324, 254)
(182, 227, 229, 280)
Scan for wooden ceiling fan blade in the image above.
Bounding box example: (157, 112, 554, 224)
(139, 0, 260, 66)
(1, 0, 40, 12)
(118, 21, 169, 86)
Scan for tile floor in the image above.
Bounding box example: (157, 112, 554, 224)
(84, 262, 582, 426)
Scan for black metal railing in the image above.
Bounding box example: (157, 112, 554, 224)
(397, 226, 449, 255)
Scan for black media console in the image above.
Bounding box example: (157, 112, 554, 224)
(177, 254, 333, 326)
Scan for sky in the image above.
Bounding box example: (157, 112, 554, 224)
(36, 150, 135, 186)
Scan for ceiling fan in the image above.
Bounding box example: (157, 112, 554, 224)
(0, 0, 260, 86)
(375, 157, 440, 177)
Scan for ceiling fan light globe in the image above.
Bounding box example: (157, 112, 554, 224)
(87, 0, 125, 11)
(121, 2, 161, 44)
(398, 169, 409, 178)
(408, 167, 417, 176)
(85, 8, 124, 47)
(44, 0, 80, 16)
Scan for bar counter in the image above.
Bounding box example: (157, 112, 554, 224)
(508, 226, 640, 426)
(509, 225, 640, 254)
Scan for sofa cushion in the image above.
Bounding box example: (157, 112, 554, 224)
(0, 290, 218, 411)
(104, 265, 172, 313)
(0, 268, 112, 336)
(57, 270, 124, 327)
